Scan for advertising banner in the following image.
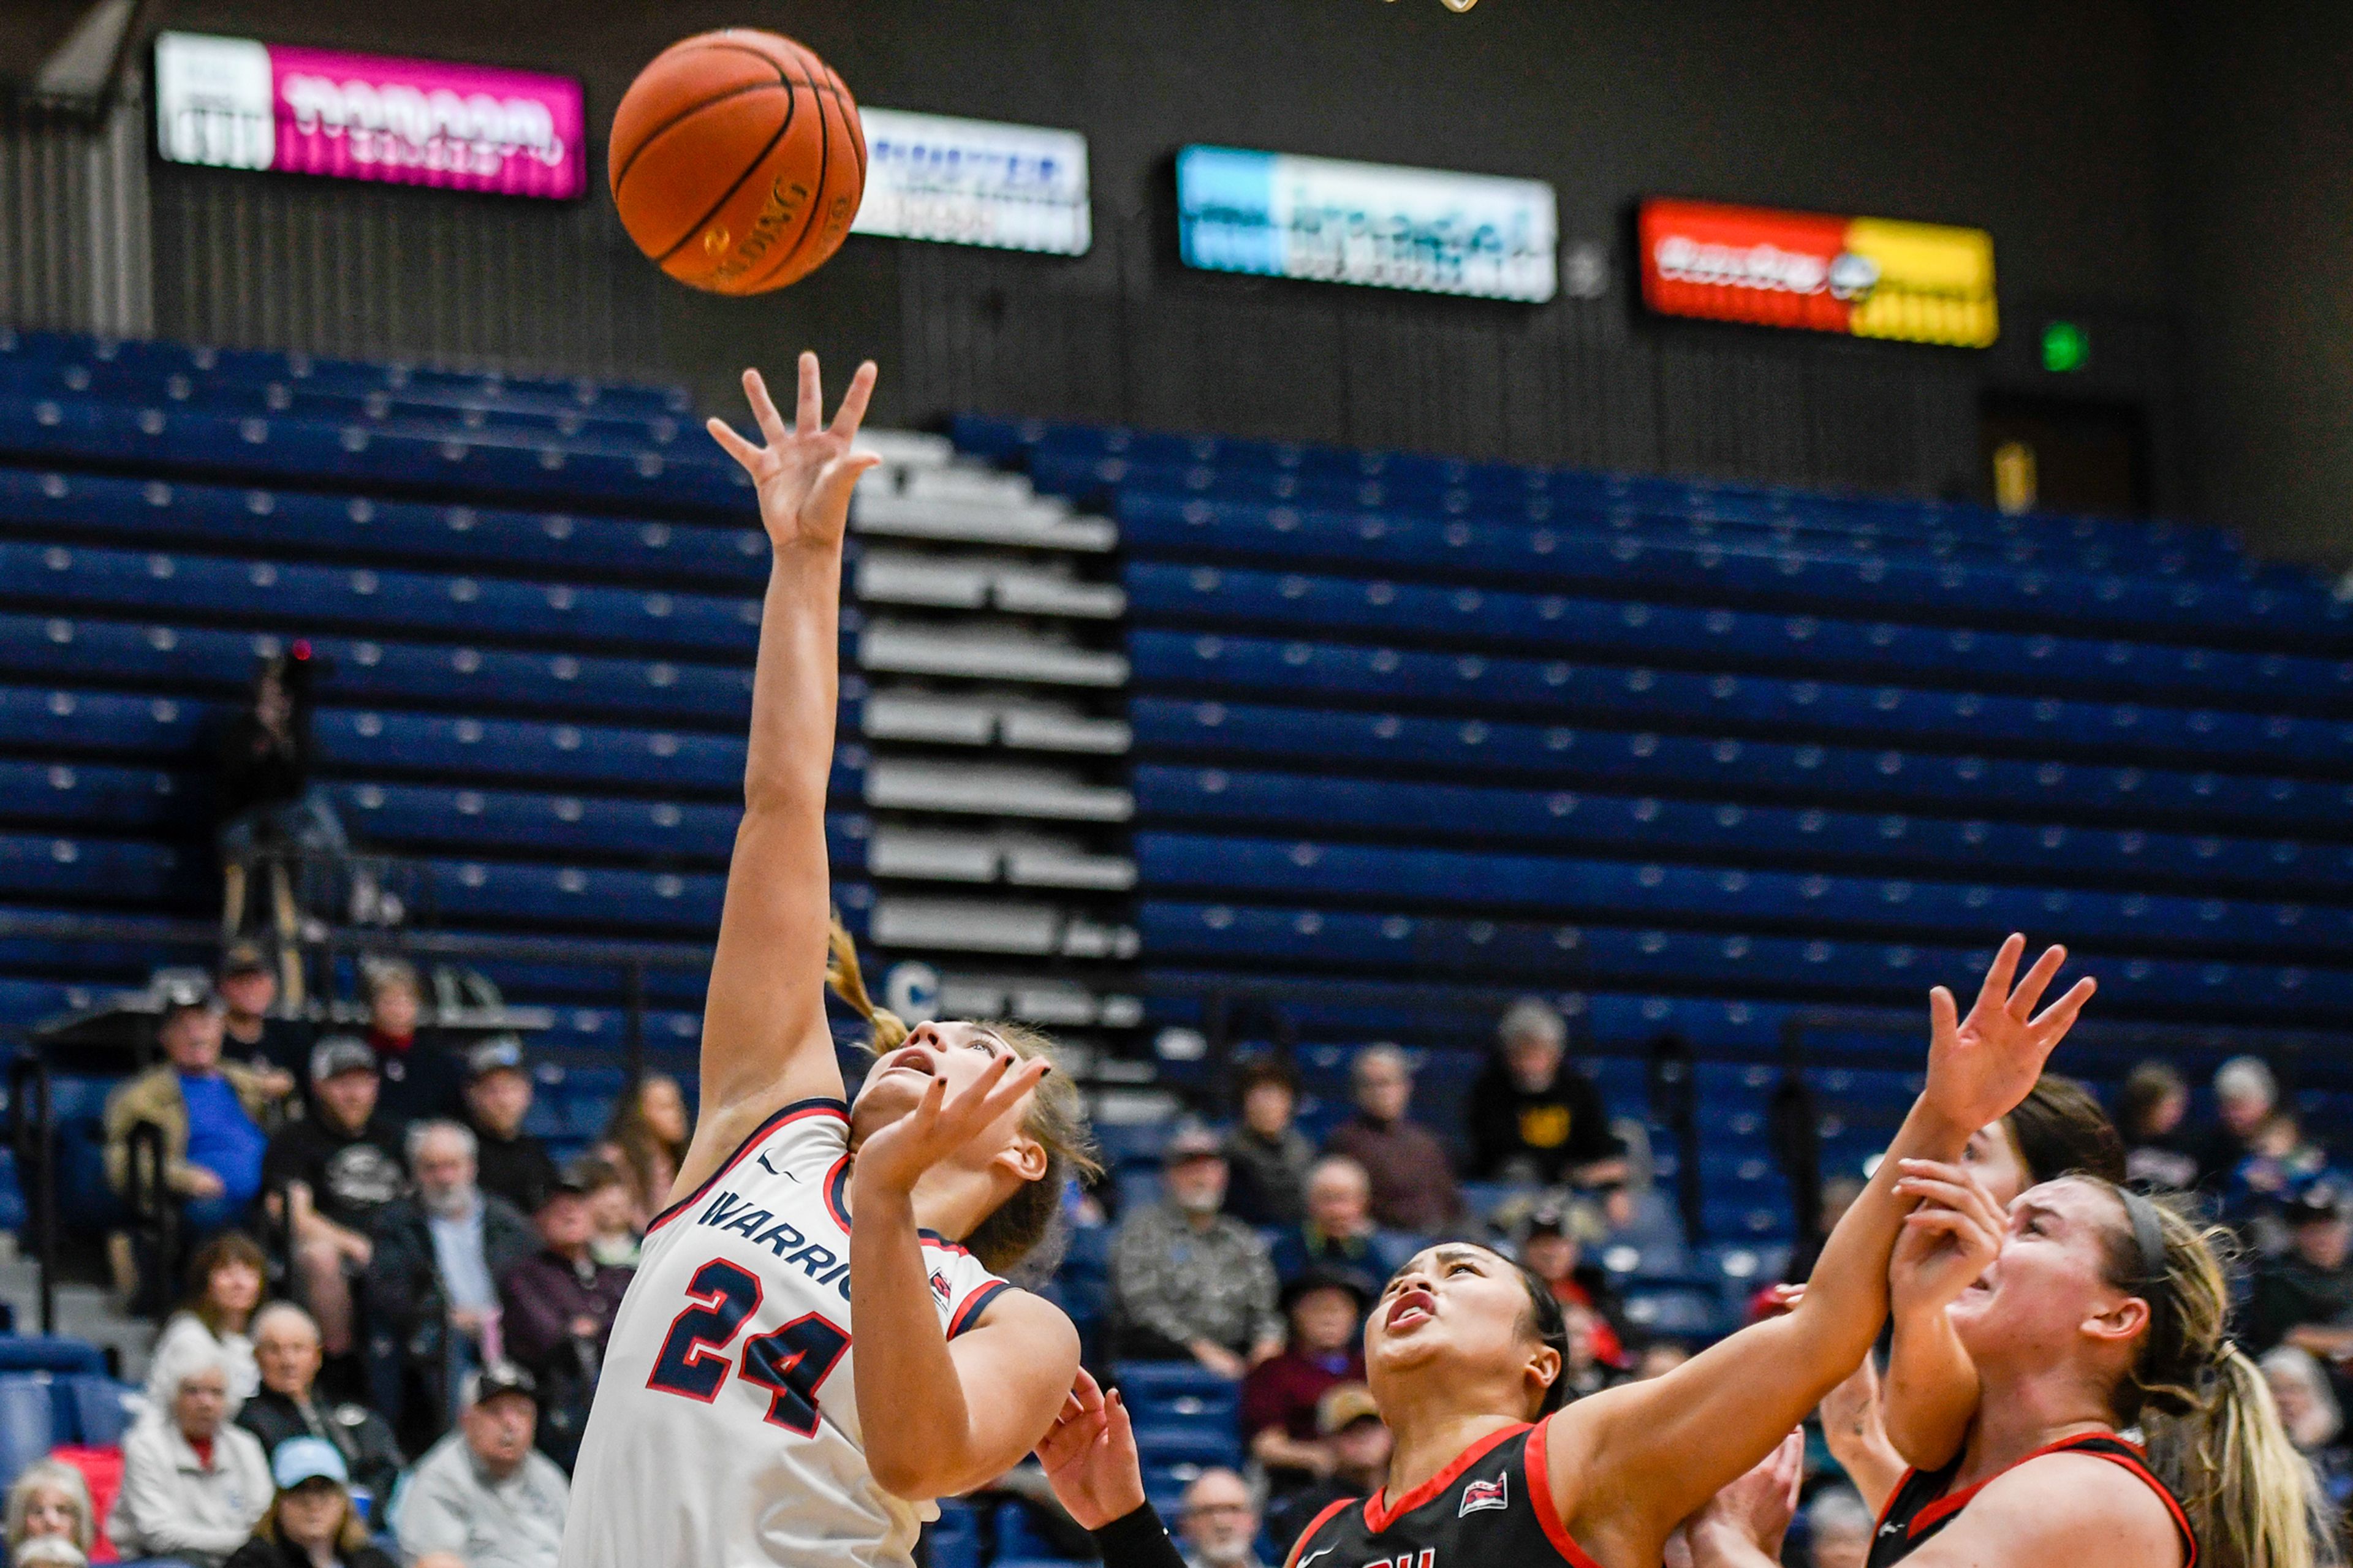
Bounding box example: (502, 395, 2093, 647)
(851, 108, 1090, 254)
(1638, 197, 1996, 347)
(1176, 145, 1557, 303)
(154, 29, 586, 200)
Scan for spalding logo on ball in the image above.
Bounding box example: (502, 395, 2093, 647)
(609, 29, 867, 295)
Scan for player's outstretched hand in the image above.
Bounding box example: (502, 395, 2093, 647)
(1890, 1158, 2009, 1319)
(853, 1049, 1052, 1201)
(1034, 1368, 1147, 1531)
(706, 352, 881, 553)
(1679, 1430, 1804, 1568)
(1920, 933, 2094, 1135)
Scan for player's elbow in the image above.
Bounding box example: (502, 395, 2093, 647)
(868, 1449, 963, 1502)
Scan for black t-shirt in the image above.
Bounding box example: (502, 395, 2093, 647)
(262, 1113, 405, 1231)
(369, 1029, 468, 1129)
(473, 1123, 561, 1216)
(2249, 1253, 2353, 1353)
(225, 1015, 317, 1099)
(1465, 1062, 1622, 1184)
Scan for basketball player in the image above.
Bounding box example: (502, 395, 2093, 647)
(1042, 935, 2094, 1568)
(559, 355, 1097, 1568)
(1689, 1165, 2332, 1568)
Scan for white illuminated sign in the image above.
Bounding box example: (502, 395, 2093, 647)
(851, 108, 1090, 256)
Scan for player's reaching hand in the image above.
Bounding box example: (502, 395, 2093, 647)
(1677, 1432, 1805, 1568)
(1034, 1369, 1147, 1531)
(852, 1050, 1052, 1202)
(706, 352, 881, 553)
(1920, 934, 2094, 1137)
(1889, 1159, 2009, 1320)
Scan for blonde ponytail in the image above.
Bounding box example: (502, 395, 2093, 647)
(2086, 1181, 2340, 1568)
(825, 914, 908, 1051)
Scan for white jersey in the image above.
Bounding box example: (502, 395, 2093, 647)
(558, 1097, 1012, 1568)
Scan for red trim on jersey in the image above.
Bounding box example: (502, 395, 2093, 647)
(1524, 1418, 1605, 1568)
(1283, 1497, 1360, 1568)
(919, 1228, 976, 1258)
(1906, 1434, 2196, 1568)
(645, 1098, 848, 1236)
(947, 1280, 1010, 1338)
(1360, 1422, 1531, 1534)
(1873, 1467, 1917, 1539)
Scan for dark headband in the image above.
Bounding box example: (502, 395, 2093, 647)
(2118, 1186, 2169, 1287)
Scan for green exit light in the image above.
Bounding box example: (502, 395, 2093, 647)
(2042, 320, 2090, 373)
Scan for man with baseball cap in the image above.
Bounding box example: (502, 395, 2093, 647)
(463, 1037, 559, 1216)
(261, 1037, 401, 1360)
(393, 1363, 570, 1568)
(1263, 1384, 1392, 1553)
(1110, 1118, 1283, 1374)
(103, 978, 292, 1261)
(215, 941, 313, 1097)
(2250, 1178, 2353, 1358)
(495, 1168, 633, 1469)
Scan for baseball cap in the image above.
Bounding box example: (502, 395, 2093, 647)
(1281, 1268, 1372, 1316)
(536, 1168, 591, 1209)
(219, 941, 271, 979)
(462, 1362, 537, 1407)
(1162, 1116, 1222, 1165)
(309, 1036, 378, 1083)
(270, 1435, 350, 1491)
(1315, 1382, 1381, 1436)
(467, 1036, 526, 1080)
(157, 976, 220, 1020)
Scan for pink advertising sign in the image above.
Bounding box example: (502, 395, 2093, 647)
(155, 30, 586, 200)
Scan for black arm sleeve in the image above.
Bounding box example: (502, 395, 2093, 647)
(1089, 1502, 1191, 1568)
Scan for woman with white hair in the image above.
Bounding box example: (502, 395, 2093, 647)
(4, 1457, 95, 1566)
(2262, 1346, 2353, 1511)
(112, 1333, 273, 1567)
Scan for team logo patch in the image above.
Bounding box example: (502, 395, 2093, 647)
(930, 1270, 953, 1303)
(1459, 1471, 1509, 1516)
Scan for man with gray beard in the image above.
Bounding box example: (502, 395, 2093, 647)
(1110, 1120, 1283, 1375)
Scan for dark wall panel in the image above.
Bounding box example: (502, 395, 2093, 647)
(134, 0, 2174, 507)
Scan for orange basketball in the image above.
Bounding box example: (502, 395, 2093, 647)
(608, 29, 866, 296)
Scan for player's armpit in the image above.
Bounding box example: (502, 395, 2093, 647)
(1894, 1454, 2185, 1568)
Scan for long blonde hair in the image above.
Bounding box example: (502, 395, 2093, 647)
(2082, 1179, 2338, 1568)
(825, 918, 1100, 1276)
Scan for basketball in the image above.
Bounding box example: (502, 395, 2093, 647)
(608, 29, 866, 295)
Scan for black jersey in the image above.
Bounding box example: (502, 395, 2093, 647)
(1866, 1432, 2196, 1568)
(1281, 1422, 1594, 1568)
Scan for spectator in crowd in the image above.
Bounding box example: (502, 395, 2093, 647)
(1110, 1119, 1283, 1375)
(216, 942, 313, 1091)
(597, 1074, 691, 1232)
(2249, 1180, 2353, 1357)
(1465, 999, 1628, 1200)
(4, 1460, 95, 1567)
(1240, 1272, 1369, 1490)
(1323, 1046, 1462, 1235)
(463, 1038, 559, 1216)
(1555, 1300, 1616, 1403)
(393, 1364, 570, 1568)
(362, 961, 466, 1128)
(2260, 1346, 2353, 1512)
(240, 1303, 404, 1520)
(10, 1537, 82, 1568)
(216, 650, 346, 937)
(150, 1232, 268, 1408)
(1632, 1340, 1691, 1381)
(1220, 1057, 1315, 1229)
(224, 1437, 398, 1568)
(1262, 1384, 1390, 1553)
(265, 1036, 403, 1360)
(113, 1335, 273, 1567)
(1516, 1200, 1627, 1371)
(2227, 1106, 2332, 1230)
(1267, 1155, 1415, 1289)
(364, 1121, 534, 1443)
(1175, 1469, 1267, 1568)
(105, 982, 291, 1248)
(2119, 1059, 2199, 1191)
(2193, 1055, 2281, 1192)
(497, 1173, 633, 1470)
(579, 1159, 642, 1270)
(1804, 1485, 1876, 1568)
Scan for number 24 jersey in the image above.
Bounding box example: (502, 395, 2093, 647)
(559, 1098, 1010, 1568)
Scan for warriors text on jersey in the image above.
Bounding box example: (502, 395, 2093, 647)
(1281, 1422, 1595, 1568)
(1866, 1432, 2196, 1568)
(558, 1098, 1010, 1568)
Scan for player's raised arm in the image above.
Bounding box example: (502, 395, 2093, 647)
(679, 354, 882, 1200)
(1544, 935, 2094, 1557)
